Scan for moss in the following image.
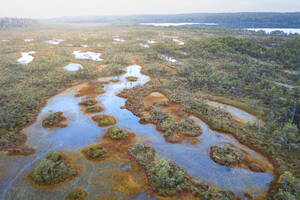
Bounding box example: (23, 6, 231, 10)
(30, 152, 77, 185)
(107, 126, 128, 140)
(85, 146, 108, 160)
(42, 112, 67, 128)
(210, 145, 245, 166)
(92, 115, 116, 127)
(126, 76, 138, 82)
(79, 98, 97, 106)
(66, 188, 87, 200)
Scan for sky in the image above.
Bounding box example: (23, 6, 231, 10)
(1, 0, 300, 19)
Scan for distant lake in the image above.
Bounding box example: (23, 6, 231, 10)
(140, 22, 218, 27)
(247, 28, 300, 34)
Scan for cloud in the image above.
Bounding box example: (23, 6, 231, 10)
(0, 0, 299, 18)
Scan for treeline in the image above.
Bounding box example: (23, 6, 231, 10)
(43, 12, 300, 28)
(0, 18, 38, 30)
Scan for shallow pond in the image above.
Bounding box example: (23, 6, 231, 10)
(0, 65, 273, 199)
(73, 50, 103, 61)
(284, 70, 300, 75)
(17, 51, 37, 65)
(162, 55, 183, 65)
(140, 43, 149, 48)
(64, 63, 84, 71)
(113, 38, 125, 42)
(147, 40, 156, 44)
(173, 39, 184, 45)
(24, 39, 34, 42)
(205, 100, 261, 124)
(274, 82, 294, 89)
(140, 23, 218, 27)
(45, 39, 64, 45)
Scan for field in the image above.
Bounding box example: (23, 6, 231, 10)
(0, 23, 299, 200)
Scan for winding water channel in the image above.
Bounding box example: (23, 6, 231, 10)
(0, 65, 274, 199)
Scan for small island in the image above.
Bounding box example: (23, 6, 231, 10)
(65, 188, 87, 200)
(92, 114, 117, 127)
(210, 145, 245, 166)
(42, 112, 67, 128)
(126, 76, 138, 82)
(29, 152, 78, 186)
(107, 126, 129, 140)
(82, 145, 108, 161)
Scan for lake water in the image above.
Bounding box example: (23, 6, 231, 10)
(0, 65, 274, 199)
(140, 23, 218, 27)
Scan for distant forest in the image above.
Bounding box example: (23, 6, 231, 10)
(43, 12, 300, 28)
(0, 18, 38, 30)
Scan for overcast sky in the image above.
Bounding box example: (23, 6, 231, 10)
(1, 0, 300, 19)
